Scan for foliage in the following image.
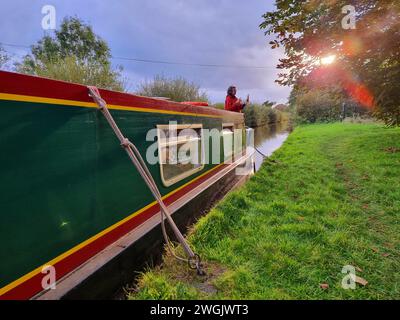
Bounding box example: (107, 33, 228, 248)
(260, 0, 400, 125)
(244, 103, 287, 127)
(25, 55, 124, 91)
(294, 89, 342, 123)
(289, 76, 371, 124)
(131, 123, 400, 299)
(16, 17, 124, 91)
(0, 47, 10, 70)
(136, 75, 208, 103)
(213, 102, 288, 126)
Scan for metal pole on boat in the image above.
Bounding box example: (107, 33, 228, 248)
(87, 86, 205, 275)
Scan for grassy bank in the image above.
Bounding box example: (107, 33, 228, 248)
(129, 123, 400, 299)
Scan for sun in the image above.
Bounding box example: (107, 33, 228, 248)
(320, 54, 336, 65)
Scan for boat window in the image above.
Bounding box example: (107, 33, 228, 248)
(157, 124, 204, 187)
(222, 123, 234, 161)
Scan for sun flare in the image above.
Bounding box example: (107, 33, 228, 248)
(320, 55, 336, 65)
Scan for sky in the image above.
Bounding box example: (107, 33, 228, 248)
(0, 0, 291, 104)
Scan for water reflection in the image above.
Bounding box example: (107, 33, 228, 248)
(253, 122, 290, 171)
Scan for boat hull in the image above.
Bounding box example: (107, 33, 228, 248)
(0, 71, 250, 299)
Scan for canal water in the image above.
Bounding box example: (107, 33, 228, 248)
(253, 122, 290, 171)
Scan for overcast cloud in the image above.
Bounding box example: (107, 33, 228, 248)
(0, 0, 291, 104)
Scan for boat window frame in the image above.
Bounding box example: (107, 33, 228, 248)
(222, 123, 235, 162)
(157, 124, 205, 187)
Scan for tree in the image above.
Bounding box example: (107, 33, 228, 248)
(260, 0, 400, 125)
(0, 47, 10, 70)
(16, 17, 124, 91)
(136, 75, 209, 102)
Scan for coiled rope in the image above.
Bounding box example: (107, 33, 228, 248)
(88, 86, 205, 275)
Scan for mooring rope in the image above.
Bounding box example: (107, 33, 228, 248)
(87, 86, 205, 275)
(255, 147, 269, 158)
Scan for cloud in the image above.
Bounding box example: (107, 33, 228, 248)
(0, 0, 291, 103)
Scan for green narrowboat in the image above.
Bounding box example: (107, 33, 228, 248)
(0, 70, 253, 299)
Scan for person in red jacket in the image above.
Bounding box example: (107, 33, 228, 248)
(224, 86, 249, 112)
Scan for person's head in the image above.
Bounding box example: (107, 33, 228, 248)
(227, 86, 237, 97)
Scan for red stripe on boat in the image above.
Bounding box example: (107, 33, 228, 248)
(0, 71, 240, 119)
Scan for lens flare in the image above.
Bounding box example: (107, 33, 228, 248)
(307, 65, 375, 110)
(320, 55, 336, 65)
(344, 82, 374, 109)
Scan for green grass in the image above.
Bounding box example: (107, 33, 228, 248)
(129, 123, 400, 300)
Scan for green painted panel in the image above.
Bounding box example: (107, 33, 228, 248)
(0, 100, 222, 287)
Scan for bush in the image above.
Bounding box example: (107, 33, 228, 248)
(294, 90, 342, 123)
(244, 104, 286, 127)
(136, 75, 208, 103)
